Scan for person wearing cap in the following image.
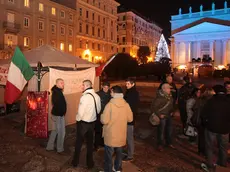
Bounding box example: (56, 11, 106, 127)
(94, 81, 111, 151)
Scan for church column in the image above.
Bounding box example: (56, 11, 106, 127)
(185, 42, 191, 63)
(197, 41, 201, 58)
(209, 40, 214, 60)
(174, 42, 179, 66)
(222, 39, 227, 65)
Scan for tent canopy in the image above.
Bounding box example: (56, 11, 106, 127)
(0, 45, 98, 68)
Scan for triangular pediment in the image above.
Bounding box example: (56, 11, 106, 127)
(172, 18, 230, 35)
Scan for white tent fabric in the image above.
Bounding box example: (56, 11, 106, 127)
(0, 45, 98, 68)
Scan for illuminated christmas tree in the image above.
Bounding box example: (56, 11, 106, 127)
(155, 34, 170, 61)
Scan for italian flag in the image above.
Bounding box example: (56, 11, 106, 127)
(96, 53, 117, 76)
(4, 46, 34, 104)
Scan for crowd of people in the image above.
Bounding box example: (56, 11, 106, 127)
(154, 75, 230, 172)
(45, 75, 230, 172)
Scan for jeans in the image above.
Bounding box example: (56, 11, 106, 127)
(104, 145, 123, 172)
(157, 117, 172, 146)
(46, 115, 65, 152)
(94, 120, 104, 148)
(72, 121, 95, 168)
(127, 125, 134, 159)
(205, 129, 229, 168)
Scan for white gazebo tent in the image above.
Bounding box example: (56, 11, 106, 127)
(0, 45, 99, 128)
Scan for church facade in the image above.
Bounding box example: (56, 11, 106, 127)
(170, 2, 230, 67)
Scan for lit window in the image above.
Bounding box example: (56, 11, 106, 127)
(7, 35, 13, 47)
(38, 39, 44, 46)
(69, 44, 72, 52)
(24, 17, 29, 28)
(38, 21, 44, 31)
(8, 0, 14, 3)
(86, 42, 88, 49)
(24, 0, 29, 7)
(69, 29, 73, 36)
(51, 7, 56, 15)
(69, 13, 73, 21)
(60, 26, 65, 35)
(60, 43, 64, 51)
(24, 37, 29, 47)
(51, 24, 56, 33)
(60, 11, 65, 18)
(39, 3, 44, 12)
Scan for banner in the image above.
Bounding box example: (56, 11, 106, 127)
(26, 91, 48, 138)
(49, 67, 95, 94)
(0, 66, 8, 85)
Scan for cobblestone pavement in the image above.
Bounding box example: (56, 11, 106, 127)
(0, 85, 229, 172)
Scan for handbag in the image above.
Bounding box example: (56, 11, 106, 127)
(184, 124, 197, 137)
(149, 101, 170, 126)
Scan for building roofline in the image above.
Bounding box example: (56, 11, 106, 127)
(118, 7, 162, 29)
(172, 17, 230, 35)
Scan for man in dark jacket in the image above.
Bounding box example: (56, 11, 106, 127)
(152, 83, 174, 151)
(123, 78, 140, 161)
(158, 74, 177, 105)
(178, 76, 196, 132)
(94, 81, 111, 151)
(201, 85, 230, 172)
(46, 78, 67, 153)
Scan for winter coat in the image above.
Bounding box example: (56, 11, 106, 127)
(151, 90, 174, 118)
(124, 86, 140, 125)
(201, 94, 230, 134)
(76, 88, 101, 122)
(101, 94, 133, 147)
(97, 89, 111, 115)
(51, 85, 67, 116)
(178, 83, 196, 107)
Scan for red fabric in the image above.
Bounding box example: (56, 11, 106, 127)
(4, 81, 21, 104)
(26, 91, 49, 138)
(96, 64, 105, 77)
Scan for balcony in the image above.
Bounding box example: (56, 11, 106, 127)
(3, 21, 20, 33)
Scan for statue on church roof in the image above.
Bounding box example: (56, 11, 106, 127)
(189, 6, 192, 14)
(200, 5, 203, 12)
(212, 2, 215, 11)
(224, 1, 227, 9)
(179, 8, 182, 15)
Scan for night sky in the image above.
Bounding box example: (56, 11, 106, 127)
(116, 0, 228, 39)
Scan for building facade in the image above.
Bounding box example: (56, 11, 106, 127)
(171, 2, 230, 67)
(0, 0, 119, 63)
(0, 0, 77, 59)
(75, 0, 119, 63)
(117, 10, 162, 60)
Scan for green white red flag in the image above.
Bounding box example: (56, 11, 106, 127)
(4, 46, 34, 104)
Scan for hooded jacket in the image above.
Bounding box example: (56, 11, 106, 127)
(101, 93, 133, 147)
(51, 85, 67, 116)
(151, 90, 174, 117)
